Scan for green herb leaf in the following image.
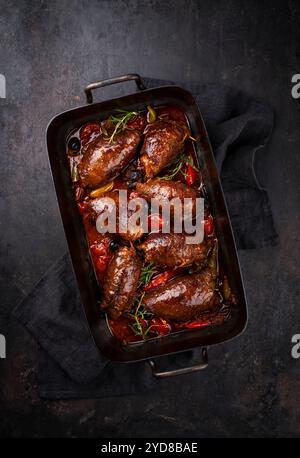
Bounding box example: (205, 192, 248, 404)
(159, 153, 199, 181)
(138, 262, 158, 287)
(107, 109, 137, 144)
(159, 153, 186, 181)
(186, 155, 199, 172)
(128, 292, 154, 339)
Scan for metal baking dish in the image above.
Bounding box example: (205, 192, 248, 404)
(46, 74, 247, 377)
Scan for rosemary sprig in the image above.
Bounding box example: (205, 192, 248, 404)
(129, 293, 154, 339)
(106, 109, 137, 144)
(138, 262, 158, 287)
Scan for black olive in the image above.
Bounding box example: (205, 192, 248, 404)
(129, 170, 139, 180)
(109, 239, 119, 252)
(68, 137, 81, 153)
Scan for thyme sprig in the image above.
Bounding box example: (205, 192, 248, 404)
(105, 109, 137, 144)
(159, 152, 186, 181)
(129, 293, 154, 339)
(159, 153, 199, 181)
(186, 155, 199, 172)
(138, 262, 158, 287)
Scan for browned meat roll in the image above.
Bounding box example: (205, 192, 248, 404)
(140, 119, 188, 178)
(136, 178, 197, 205)
(78, 129, 141, 188)
(100, 246, 142, 319)
(136, 178, 199, 223)
(138, 233, 213, 268)
(143, 268, 217, 322)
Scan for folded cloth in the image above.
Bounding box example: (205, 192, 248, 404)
(12, 77, 278, 399)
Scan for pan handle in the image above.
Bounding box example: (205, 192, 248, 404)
(148, 348, 208, 378)
(84, 74, 146, 104)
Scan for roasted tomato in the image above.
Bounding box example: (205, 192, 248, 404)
(204, 215, 214, 236)
(185, 163, 197, 186)
(143, 269, 176, 291)
(91, 239, 111, 273)
(95, 256, 110, 273)
(79, 123, 101, 144)
(149, 318, 171, 335)
(127, 114, 147, 132)
(184, 319, 211, 329)
(90, 243, 107, 257)
(77, 201, 89, 215)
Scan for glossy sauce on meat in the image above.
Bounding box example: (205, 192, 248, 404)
(79, 129, 141, 188)
(140, 119, 188, 178)
(143, 267, 217, 322)
(101, 246, 142, 320)
(138, 233, 213, 268)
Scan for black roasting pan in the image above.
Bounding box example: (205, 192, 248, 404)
(46, 74, 247, 377)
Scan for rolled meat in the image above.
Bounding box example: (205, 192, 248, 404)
(138, 233, 213, 268)
(140, 119, 188, 178)
(79, 129, 141, 188)
(143, 244, 219, 321)
(101, 246, 142, 319)
(136, 178, 197, 206)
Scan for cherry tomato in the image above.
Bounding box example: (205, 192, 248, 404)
(185, 163, 197, 186)
(79, 123, 100, 144)
(90, 243, 107, 257)
(90, 238, 111, 273)
(148, 213, 164, 231)
(149, 318, 171, 336)
(184, 319, 211, 329)
(91, 236, 110, 249)
(143, 269, 176, 291)
(95, 256, 109, 273)
(204, 215, 214, 236)
(158, 106, 186, 123)
(127, 115, 147, 132)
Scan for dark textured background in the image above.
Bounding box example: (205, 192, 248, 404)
(0, 0, 299, 437)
